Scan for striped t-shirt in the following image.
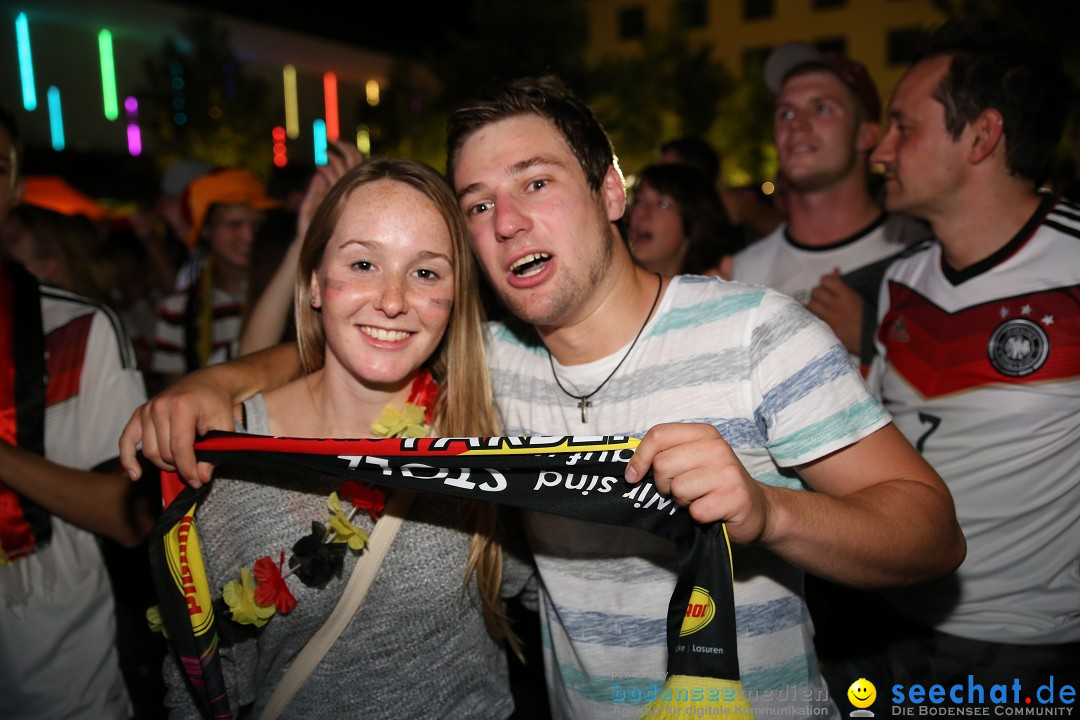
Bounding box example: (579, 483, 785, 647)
(486, 275, 889, 719)
(152, 285, 245, 374)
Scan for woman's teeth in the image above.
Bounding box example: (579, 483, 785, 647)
(361, 327, 411, 341)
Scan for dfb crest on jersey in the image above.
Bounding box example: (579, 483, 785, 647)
(988, 318, 1049, 377)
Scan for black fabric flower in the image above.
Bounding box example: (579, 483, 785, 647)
(212, 597, 261, 643)
(289, 521, 345, 588)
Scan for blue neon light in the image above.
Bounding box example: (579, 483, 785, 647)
(313, 119, 328, 165)
(16, 13, 37, 111)
(47, 86, 64, 150)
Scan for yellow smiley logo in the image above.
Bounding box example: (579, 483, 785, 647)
(847, 678, 877, 709)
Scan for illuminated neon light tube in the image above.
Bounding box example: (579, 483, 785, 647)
(313, 119, 327, 165)
(125, 96, 141, 156)
(356, 125, 371, 156)
(99, 29, 119, 121)
(323, 72, 339, 141)
(16, 13, 37, 111)
(283, 65, 299, 139)
(127, 124, 142, 156)
(47, 86, 64, 150)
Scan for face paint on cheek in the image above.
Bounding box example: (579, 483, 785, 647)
(317, 277, 351, 299)
(419, 294, 454, 339)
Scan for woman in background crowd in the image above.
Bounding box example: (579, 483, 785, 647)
(628, 163, 744, 278)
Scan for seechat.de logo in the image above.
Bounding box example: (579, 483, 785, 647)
(891, 675, 1076, 716)
(680, 586, 716, 637)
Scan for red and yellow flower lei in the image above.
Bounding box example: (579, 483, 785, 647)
(148, 371, 438, 633)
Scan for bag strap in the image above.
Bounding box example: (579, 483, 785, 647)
(258, 489, 415, 720)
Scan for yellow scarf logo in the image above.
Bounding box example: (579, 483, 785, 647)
(679, 586, 716, 636)
(164, 505, 215, 635)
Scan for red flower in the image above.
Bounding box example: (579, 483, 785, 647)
(253, 553, 297, 615)
(408, 370, 439, 424)
(341, 481, 385, 521)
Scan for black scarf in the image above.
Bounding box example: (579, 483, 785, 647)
(151, 433, 753, 718)
(0, 259, 49, 563)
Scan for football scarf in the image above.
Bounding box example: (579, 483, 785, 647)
(183, 257, 217, 372)
(0, 259, 49, 564)
(150, 433, 752, 718)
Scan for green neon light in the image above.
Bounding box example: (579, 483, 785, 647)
(98, 29, 118, 121)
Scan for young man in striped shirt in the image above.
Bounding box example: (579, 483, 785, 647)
(122, 78, 966, 719)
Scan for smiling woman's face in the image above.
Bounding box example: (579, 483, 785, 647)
(310, 178, 455, 391)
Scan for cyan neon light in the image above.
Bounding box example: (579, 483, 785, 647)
(47, 86, 63, 151)
(313, 119, 328, 165)
(16, 13, 37, 111)
(98, 29, 118, 121)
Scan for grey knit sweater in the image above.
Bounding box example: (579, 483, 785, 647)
(162, 395, 533, 719)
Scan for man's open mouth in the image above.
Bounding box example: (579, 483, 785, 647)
(510, 252, 551, 278)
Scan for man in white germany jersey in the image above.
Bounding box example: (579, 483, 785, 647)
(0, 105, 154, 719)
(870, 20, 1078, 686)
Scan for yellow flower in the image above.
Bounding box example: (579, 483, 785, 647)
(326, 492, 369, 552)
(371, 402, 428, 439)
(222, 566, 276, 627)
(145, 604, 169, 638)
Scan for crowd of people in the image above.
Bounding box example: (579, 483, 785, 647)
(1, 17, 1076, 720)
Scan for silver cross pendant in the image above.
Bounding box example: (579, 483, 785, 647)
(577, 397, 591, 423)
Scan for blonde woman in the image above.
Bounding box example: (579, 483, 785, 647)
(161, 159, 529, 718)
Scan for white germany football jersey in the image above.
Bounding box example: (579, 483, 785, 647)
(871, 195, 1080, 644)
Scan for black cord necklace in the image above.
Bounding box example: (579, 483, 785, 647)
(548, 272, 663, 423)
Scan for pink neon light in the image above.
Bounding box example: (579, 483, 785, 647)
(124, 96, 138, 115)
(126, 123, 142, 156)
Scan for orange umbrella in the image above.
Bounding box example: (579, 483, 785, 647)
(21, 176, 108, 220)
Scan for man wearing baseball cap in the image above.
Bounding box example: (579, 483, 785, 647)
(732, 42, 927, 373)
(732, 42, 931, 704)
(152, 168, 277, 384)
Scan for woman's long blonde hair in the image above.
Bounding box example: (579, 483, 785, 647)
(292, 159, 518, 655)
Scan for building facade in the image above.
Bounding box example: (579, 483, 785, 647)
(584, 0, 946, 102)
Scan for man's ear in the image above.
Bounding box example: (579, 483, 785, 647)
(601, 165, 627, 222)
(968, 108, 1006, 165)
(856, 121, 881, 155)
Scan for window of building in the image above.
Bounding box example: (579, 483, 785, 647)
(619, 6, 646, 39)
(678, 0, 708, 28)
(813, 0, 846, 9)
(814, 37, 847, 55)
(887, 27, 924, 65)
(743, 0, 773, 21)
